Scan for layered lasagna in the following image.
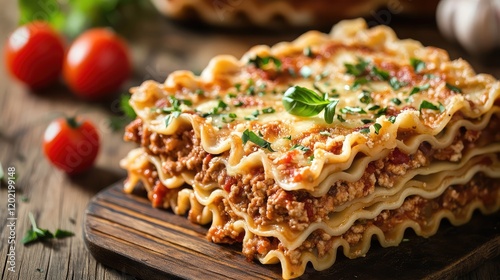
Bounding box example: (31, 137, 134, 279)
(120, 19, 500, 279)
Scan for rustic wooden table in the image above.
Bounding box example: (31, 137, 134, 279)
(0, 1, 498, 279)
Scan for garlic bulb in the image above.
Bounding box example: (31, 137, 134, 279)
(436, 0, 500, 54)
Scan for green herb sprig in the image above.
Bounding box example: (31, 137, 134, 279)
(22, 212, 74, 245)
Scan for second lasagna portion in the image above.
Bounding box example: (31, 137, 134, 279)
(121, 19, 500, 279)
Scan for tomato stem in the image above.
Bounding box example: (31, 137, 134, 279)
(66, 117, 80, 129)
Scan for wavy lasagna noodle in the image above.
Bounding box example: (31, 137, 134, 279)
(120, 19, 500, 279)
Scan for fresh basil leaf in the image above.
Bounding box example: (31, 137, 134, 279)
(324, 100, 339, 124)
(242, 129, 275, 152)
(283, 86, 329, 117)
(410, 58, 426, 73)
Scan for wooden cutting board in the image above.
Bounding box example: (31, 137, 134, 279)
(83, 182, 500, 280)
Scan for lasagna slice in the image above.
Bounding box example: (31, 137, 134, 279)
(120, 19, 500, 279)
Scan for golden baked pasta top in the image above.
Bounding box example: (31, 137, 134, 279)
(127, 18, 500, 194)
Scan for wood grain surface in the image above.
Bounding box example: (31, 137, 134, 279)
(0, 0, 499, 279)
(84, 183, 500, 280)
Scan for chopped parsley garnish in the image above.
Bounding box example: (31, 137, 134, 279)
(244, 115, 258, 121)
(375, 107, 388, 117)
(391, 98, 402, 105)
(409, 84, 430, 96)
(388, 115, 397, 123)
(446, 83, 462, 93)
(340, 106, 367, 114)
(344, 58, 369, 77)
(165, 111, 181, 127)
(337, 115, 346, 122)
(371, 66, 390, 81)
(368, 105, 381, 111)
(351, 77, 369, 90)
(242, 129, 275, 152)
(262, 107, 276, 114)
(419, 100, 445, 113)
(359, 127, 371, 134)
(300, 66, 312, 78)
(290, 144, 310, 152)
(283, 135, 292, 140)
(195, 89, 205, 95)
(373, 123, 382, 134)
(222, 113, 237, 123)
(248, 55, 282, 71)
(319, 131, 331, 136)
(410, 58, 426, 73)
(304, 46, 313, 57)
(359, 90, 372, 104)
(361, 119, 373, 124)
(282, 86, 339, 124)
(234, 83, 242, 91)
(389, 77, 406, 90)
(234, 101, 244, 107)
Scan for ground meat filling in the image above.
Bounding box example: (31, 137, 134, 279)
(240, 174, 500, 266)
(125, 118, 209, 177)
(125, 117, 497, 231)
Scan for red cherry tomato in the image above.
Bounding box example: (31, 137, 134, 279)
(43, 117, 100, 175)
(4, 21, 65, 89)
(63, 28, 131, 100)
